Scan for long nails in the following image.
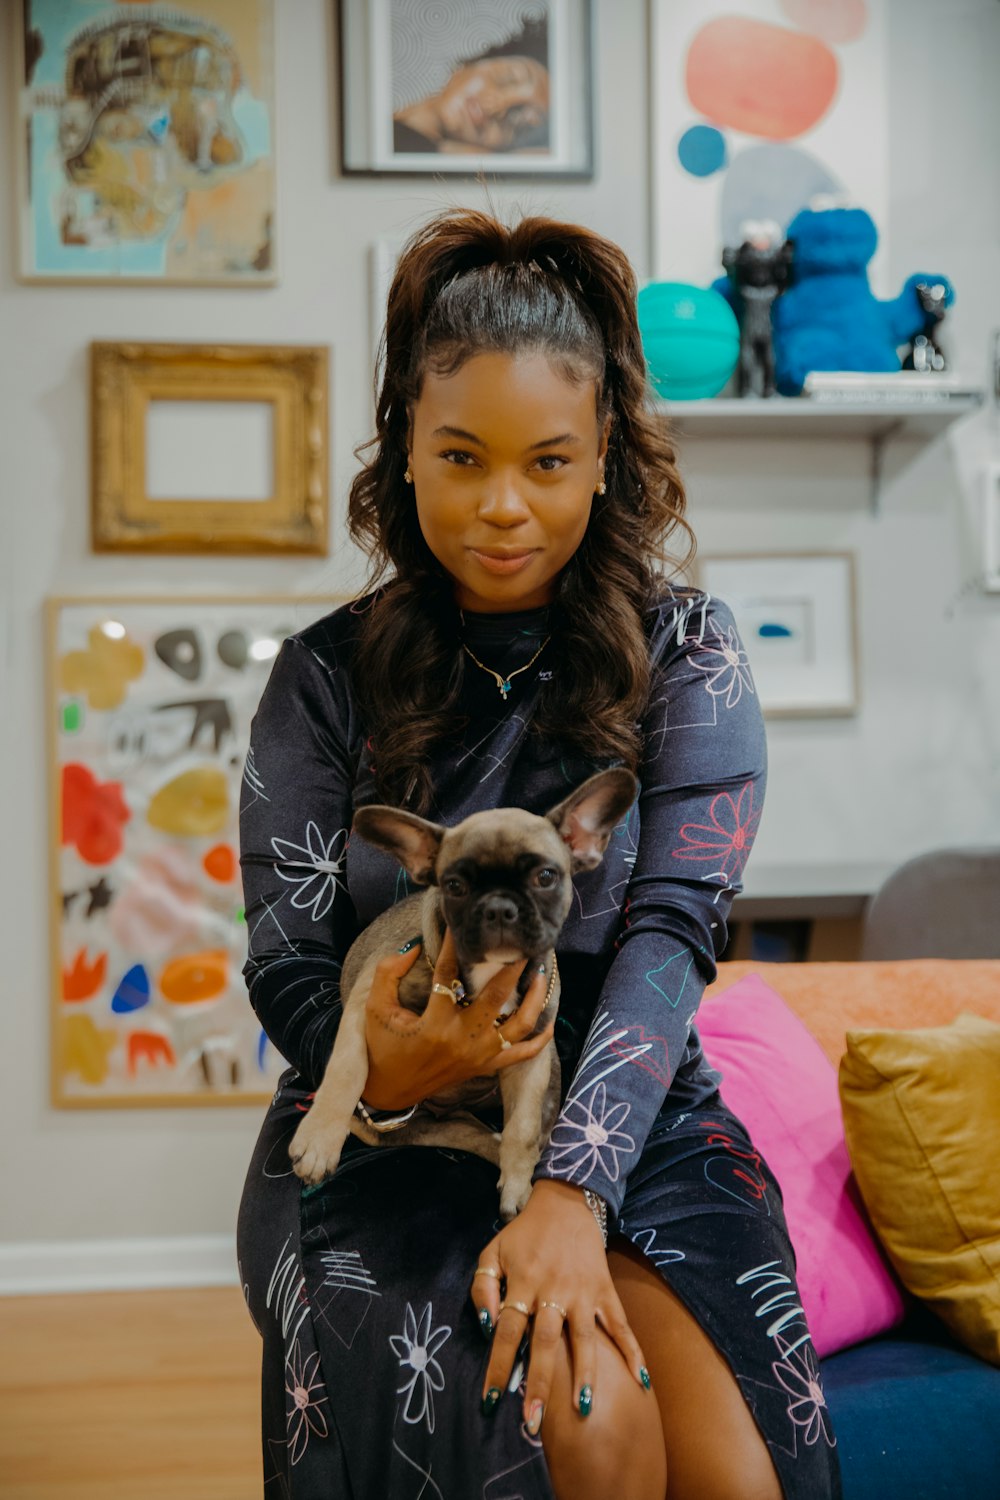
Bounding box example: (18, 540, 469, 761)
(397, 936, 421, 953)
(578, 1384, 593, 1416)
(482, 1387, 501, 1417)
(526, 1399, 544, 1436)
(640, 1366, 651, 1390)
(478, 1308, 493, 1340)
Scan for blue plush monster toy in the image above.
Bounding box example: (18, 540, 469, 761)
(769, 203, 954, 396)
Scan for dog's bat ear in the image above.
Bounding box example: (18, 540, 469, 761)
(351, 805, 445, 886)
(546, 768, 639, 873)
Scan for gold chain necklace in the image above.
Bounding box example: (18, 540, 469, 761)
(462, 635, 551, 701)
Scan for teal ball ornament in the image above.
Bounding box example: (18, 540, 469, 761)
(638, 282, 740, 399)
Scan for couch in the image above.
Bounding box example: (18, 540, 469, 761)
(700, 959, 1000, 1500)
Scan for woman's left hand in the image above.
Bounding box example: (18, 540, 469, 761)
(471, 1179, 648, 1434)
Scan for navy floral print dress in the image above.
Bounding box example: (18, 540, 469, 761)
(236, 585, 842, 1499)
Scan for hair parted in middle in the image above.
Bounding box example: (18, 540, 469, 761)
(348, 206, 694, 812)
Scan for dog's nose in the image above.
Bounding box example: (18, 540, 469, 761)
(482, 895, 519, 927)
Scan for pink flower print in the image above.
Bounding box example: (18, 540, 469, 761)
(671, 781, 760, 882)
(771, 1336, 835, 1449)
(545, 1082, 635, 1184)
(285, 1341, 329, 1465)
(691, 626, 755, 709)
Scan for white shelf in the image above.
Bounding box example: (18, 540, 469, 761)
(656, 394, 985, 511)
(659, 394, 984, 440)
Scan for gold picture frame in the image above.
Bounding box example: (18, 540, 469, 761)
(91, 341, 328, 554)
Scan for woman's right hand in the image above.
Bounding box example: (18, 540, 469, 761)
(361, 929, 555, 1110)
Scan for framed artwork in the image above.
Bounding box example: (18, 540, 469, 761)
(339, 0, 594, 177)
(696, 553, 859, 717)
(15, 0, 277, 284)
(47, 594, 346, 1108)
(648, 0, 888, 290)
(91, 341, 329, 555)
(984, 464, 1000, 593)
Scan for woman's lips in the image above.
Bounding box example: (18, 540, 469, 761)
(468, 548, 538, 576)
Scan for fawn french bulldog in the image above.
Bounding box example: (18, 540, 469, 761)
(288, 767, 637, 1219)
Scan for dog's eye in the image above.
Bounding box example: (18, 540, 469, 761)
(443, 876, 467, 897)
(533, 867, 559, 889)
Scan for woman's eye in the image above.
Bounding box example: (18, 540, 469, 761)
(534, 867, 559, 889)
(535, 455, 566, 472)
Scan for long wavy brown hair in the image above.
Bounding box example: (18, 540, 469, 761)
(348, 207, 694, 811)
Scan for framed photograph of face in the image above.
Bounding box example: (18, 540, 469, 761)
(696, 553, 860, 717)
(46, 595, 344, 1107)
(339, 0, 594, 176)
(14, 0, 277, 285)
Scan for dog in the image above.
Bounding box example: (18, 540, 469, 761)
(288, 767, 638, 1219)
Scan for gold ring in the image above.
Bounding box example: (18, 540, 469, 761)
(496, 1028, 512, 1051)
(539, 1299, 568, 1319)
(473, 1266, 501, 1281)
(499, 1299, 531, 1316)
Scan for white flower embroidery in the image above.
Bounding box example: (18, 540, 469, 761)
(389, 1302, 451, 1433)
(271, 822, 348, 920)
(544, 1081, 635, 1184)
(690, 626, 755, 708)
(285, 1341, 329, 1464)
(771, 1336, 835, 1448)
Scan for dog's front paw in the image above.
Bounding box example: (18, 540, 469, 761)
(498, 1173, 533, 1222)
(288, 1113, 347, 1186)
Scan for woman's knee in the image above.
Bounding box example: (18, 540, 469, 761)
(540, 1328, 666, 1500)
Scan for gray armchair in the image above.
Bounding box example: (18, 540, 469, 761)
(860, 847, 1000, 960)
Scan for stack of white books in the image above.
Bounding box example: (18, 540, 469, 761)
(803, 371, 982, 404)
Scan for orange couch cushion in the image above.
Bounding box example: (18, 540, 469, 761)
(703, 960, 1000, 1067)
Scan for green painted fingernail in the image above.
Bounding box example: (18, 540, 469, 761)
(478, 1308, 493, 1340)
(640, 1366, 651, 1390)
(482, 1387, 501, 1417)
(578, 1383, 593, 1416)
(397, 936, 421, 953)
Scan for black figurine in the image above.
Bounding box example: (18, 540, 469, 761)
(716, 222, 794, 398)
(901, 280, 950, 372)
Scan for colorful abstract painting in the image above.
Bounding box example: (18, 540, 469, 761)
(650, 0, 888, 291)
(48, 597, 336, 1106)
(17, 1, 276, 283)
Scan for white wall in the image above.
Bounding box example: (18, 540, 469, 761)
(1, 0, 997, 1274)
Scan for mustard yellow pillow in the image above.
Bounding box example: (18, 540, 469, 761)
(839, 1012, 1000, 1366)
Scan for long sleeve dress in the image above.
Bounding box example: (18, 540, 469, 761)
(236, 585, 842, 1500)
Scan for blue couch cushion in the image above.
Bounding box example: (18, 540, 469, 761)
(822, 1322, 1000, 1500)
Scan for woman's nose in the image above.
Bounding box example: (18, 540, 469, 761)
(477, 478, 530, 525)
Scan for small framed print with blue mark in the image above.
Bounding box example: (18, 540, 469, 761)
(696, 552, 859, 718)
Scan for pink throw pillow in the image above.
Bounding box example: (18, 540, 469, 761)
(697, 971, 907, 1357)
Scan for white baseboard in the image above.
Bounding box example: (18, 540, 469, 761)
(0, 1234, 240, 1296)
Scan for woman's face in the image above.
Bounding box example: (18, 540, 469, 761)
(408, 350, 609, 613)
(436, 56, 549, 151)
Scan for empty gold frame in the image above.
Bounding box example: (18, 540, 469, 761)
(91, 341, 328, 553)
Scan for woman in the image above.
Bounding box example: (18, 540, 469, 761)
(237, 208, 842, 1499)
(392, 16, 550, 155)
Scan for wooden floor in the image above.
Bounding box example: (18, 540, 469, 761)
(0, 1286, 262, 1499)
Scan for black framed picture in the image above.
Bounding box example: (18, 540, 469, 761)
(338, 0, 594, 177)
